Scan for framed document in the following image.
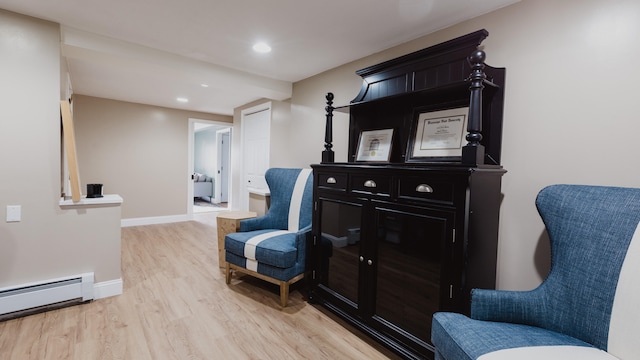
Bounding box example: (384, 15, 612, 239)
(356, 128, 394, 162)
(407, 107, 469, 161)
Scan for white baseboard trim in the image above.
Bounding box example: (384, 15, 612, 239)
(93, 278, 123, 300)
(121, 214, 190, 227)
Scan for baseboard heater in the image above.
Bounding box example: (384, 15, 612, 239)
(0, 272, 94, 320)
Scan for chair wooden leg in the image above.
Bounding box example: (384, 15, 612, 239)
(225, 263, 232, 284)
(280, 281, 289, 307)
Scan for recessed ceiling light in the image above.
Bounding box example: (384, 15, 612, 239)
(177, 97, 189, 103)
(252, 42, 271, 53)
(201, 84, 209, 88)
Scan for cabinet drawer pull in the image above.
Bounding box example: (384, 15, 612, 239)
(367, 259, 373, 266)
(416, 184, 433, 193)
(364, 180, 377, 188)
(326, 177, 337, 184)
(359, 256, 364, 262)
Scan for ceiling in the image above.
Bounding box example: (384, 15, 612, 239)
(0, 0, 519, 115)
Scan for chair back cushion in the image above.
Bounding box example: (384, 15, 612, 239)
(534, 185, 640, 356)
(264, 168, 313, 231)
(608, 215, 640, 359)
(286, 168, 313, 231)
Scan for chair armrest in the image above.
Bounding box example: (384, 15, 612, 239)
(294, 225, 312, 267)
(239, 213, 283, 232)
(471, 288, 546, 325)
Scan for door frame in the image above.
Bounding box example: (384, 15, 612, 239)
(215, 128, 231, 204)
(187, 118, 233, 217)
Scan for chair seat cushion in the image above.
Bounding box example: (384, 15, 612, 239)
(225, 229, 297, 269)
(477, 345, 619, 360)
(432, 312, 596, 360)
(226, 252, 303, 282)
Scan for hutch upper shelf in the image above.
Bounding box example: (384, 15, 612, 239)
(322, 29, 506, 166)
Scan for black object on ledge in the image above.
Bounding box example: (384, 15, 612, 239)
(86, 183, 104, 198)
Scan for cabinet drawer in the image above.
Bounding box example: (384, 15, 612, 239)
(398, 177, 455, 204)
(317, 173, 347, 191)
(351, 174, 391, 196)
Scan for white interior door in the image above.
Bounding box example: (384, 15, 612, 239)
(241, 104, 270, 211)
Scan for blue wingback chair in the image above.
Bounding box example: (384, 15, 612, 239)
(224, 168, 313, 307)
(432, 185, 640, 360)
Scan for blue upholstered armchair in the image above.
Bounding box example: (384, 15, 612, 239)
(224, 168, 313, 307)
(432, 185, 640, 359)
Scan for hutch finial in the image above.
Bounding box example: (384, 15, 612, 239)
(462, 49, 487, 165)
(322, 92, 335, 163)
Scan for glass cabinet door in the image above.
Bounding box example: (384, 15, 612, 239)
(370, 205, 454, 347)
(316, 198, 363, 307)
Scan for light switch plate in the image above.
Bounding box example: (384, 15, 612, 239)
(6, 205, 21, 222)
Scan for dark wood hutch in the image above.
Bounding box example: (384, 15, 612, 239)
(309, 30, 506, 359)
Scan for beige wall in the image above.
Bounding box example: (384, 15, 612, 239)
(72, 95, 232, 219)
(286, 0, 640, 290)
(0, 10, 121, 287)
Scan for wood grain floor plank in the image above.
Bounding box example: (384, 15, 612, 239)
(0, 212, 400, 360)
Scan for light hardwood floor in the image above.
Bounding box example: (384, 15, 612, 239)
(0, 212, 400, 360)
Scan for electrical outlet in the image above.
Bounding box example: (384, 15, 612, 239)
(6, 205, 21, 222)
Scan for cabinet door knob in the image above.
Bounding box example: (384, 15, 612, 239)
(416, 184, 433, 193)
(359, 256, 364, 262)
(367, 259, 373, 266)
(364, 180, 377, 188)
(326, 177, 337, 184)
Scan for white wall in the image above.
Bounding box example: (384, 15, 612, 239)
(468, 0, 640, 289)
(284, 0, 640, 290)
(0, 10, 121, 288)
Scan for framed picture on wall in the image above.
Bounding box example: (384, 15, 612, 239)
(355, 128, 394, 162)
(407, 107, 469, 162)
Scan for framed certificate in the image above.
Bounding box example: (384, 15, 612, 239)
(407, 107, 469, 161)
(355, 128, 394, 162)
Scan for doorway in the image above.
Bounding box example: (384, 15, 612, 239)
(188, 118, 232, 215)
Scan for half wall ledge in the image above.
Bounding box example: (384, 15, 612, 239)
(59, 194, 123, 207)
